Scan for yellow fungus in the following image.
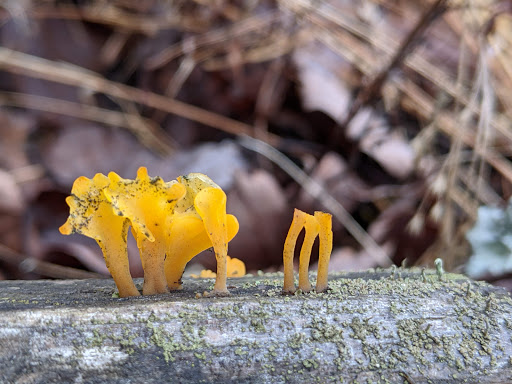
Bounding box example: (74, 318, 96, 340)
(175, 173, 236, 295)
(226, 256, 246, 277)
(315, 211, 333, 293)
(191, 269, 217, 279)
(194, 188, 230, 294)
(60, 168, 239, 297)
(104, 167, 186, 295)
(59, 174, 140, 298)
(282, 208, 333, 294)
(165, 214, 239, 289)
(298, 214, 320, 292)
(191, 256, 246, 279)
(283, 209, 307, 294)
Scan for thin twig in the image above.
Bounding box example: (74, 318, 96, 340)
(0, 243, 104, 280)
(396, 77, 512, 185)
(238, 135, 392, 268)
(0, 91, 175, 154)
(435, 29, 472, 247)
(339, 0, 448, 129)
(0, 47, 280, 147)
(254, 57, 286, 142)
(144, 11, 280, 69)
(3, 3, 205, 35)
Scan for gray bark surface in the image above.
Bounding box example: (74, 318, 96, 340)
(1, 269, 511, 384)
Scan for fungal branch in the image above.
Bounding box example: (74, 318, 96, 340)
(60, 167, 239, 297)
(283, 209, 333, 294)
(59, 174, 140, 298)
(104, 167, 187, 295)
(165, 174, 239, 294)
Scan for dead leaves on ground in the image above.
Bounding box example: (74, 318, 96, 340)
(0, 0, 511, 281)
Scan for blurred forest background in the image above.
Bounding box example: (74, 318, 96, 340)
(1, 0, 512, 288)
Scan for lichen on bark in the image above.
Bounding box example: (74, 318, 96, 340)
(0, 269, 511, 384)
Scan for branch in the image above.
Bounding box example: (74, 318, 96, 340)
(1, 270, 511, 383)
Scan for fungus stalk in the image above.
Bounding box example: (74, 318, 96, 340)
(315, 211, 333, 293)
(171, 174, 239, 295)
(194, 188, 231, 295)
(283, 209, 307, 294)
(96, 221, 139, 297)
(298, 214, 320, 292)
(105, 167, 186, 295)
(165, 214, 239, 290)
(282, 209, 333, 294)
(136, 228, 171, 295)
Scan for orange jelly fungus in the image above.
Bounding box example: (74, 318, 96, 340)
(60, 167, 239, 297)
(164, 174, 239, 295)
(59, 174, 140, 298)
(282, 208, 333, 294)
(104, 167, 186, 296)
(191, 256, 246, 279)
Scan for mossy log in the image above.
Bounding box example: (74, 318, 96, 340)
(1, 269, 512, 384)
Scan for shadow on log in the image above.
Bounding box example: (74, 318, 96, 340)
(1, 269, 512, 383)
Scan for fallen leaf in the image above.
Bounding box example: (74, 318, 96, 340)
(0, 169, 24, 214)
(297, 152, 371, 218)
(348, 111, 415, 179)
(36, 124, 248, 189)
(294, 42, 353, 122)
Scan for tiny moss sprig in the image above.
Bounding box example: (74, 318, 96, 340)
(435, 258, 445, 282)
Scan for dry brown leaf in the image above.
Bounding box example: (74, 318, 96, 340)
(348, 110, 415, 179)
(0, 169, 24, 214)
(294, 42, 414, 179)
(35, 124, 247, 188)
(294, 43, 353, 122)
(297, 151, 372, 218)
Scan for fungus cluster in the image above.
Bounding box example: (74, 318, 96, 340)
(283, 208, 333, 293)
(60, 167, 239, 297)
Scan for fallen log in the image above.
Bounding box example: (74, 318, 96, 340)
(1, 269, 511, 383)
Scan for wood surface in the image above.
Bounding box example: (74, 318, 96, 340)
(1, 269, 511, 383)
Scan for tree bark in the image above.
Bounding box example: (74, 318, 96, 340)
(1, 270, 511, 383)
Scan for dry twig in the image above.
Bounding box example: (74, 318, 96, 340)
(0, 47, 281, 147)
(0, 243, 104, 280)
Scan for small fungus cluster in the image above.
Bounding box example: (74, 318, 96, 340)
(60, 167, 239, 297)
(283, 209, 333, 293)
(191, 256, 246, 279)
